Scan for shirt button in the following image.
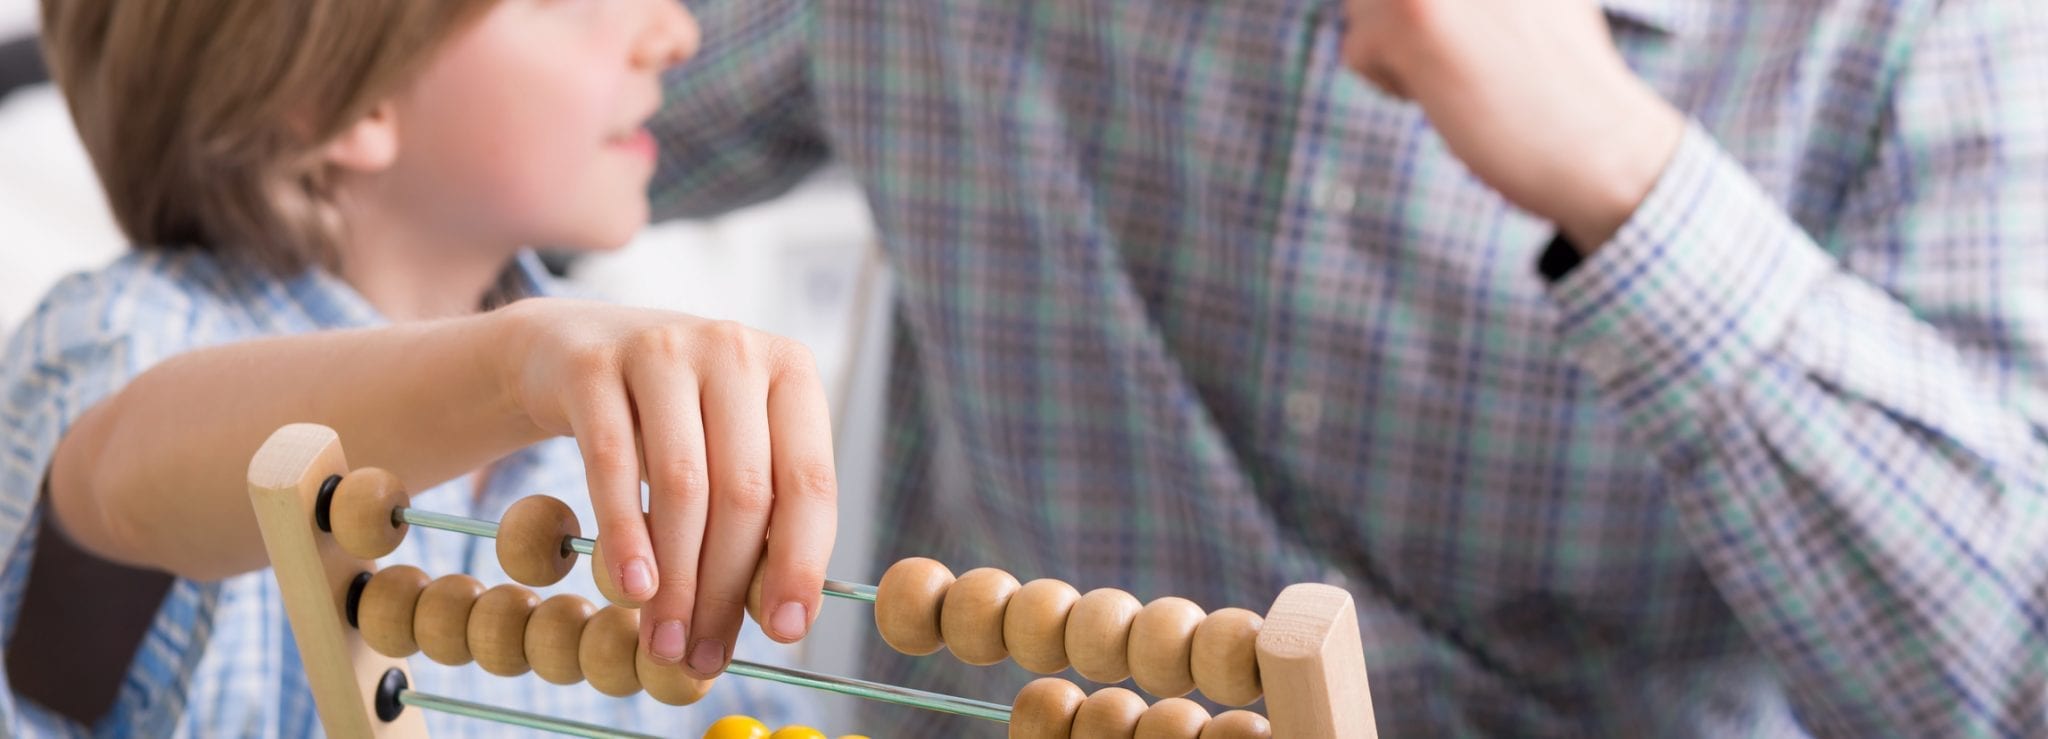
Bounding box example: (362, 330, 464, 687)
(1578, 340, 1627, 374)
(1285, 390, 1323, 436)
(1313, 180, 1360, 212)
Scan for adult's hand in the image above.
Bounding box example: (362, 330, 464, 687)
(1341, 0, 1687, 250)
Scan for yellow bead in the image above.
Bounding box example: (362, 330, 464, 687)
(702, 715, 771, 739)
(769, 728, 827, 739)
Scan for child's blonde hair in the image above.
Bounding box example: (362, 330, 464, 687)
(40, 1, 496, 274)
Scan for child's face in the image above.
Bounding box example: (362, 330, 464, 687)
(381, 0, 699, 253)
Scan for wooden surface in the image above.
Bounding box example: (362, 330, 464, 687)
(469, 584, 540, 676)
(527, 594, 596, 685)
(359, 565, 430, 658)
(1065, 588, 1142, 684)
(1200, 711, 1273, 739)
(1254, 584, 1376, 739)
(1071, 686, 1145, 739)
(247, 423, 427, 737)
(1190, 607, 1263, 707)
(637, 647, 715, 706)
(940, 567, 1019, 666)
(1129, 597, 1203, 698)
(496, 495, 580, 587)
(1134, 698, 1211, 739)
(580, 605, 643, 697)
(1009, 677, 1085, 739)
(1005, 579, 1080, 675)
(874, 557, 953, 656)
(415, 575, 485, 666)
(331, 467, 408, 560)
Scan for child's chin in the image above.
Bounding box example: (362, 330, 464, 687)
(561, 220, 650, 253)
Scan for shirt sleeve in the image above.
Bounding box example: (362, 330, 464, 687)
(647, 0, 833, 221)
(1546, 2, 2048, 734)
(0, 259, 232, 736)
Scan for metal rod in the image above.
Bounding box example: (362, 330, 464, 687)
(384, 506, 1010, 730)
(395, 507, 877, 603)
(726, 658, 1013, 724)
(397, 507, 499, 540)
(398, 689, 662, 739)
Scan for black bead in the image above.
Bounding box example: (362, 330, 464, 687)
(346, 572, 372, 629)
(374, 668, 408, 722)
(315, 474, 343, 532)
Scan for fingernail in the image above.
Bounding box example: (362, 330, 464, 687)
(620, 558, 654, 597)
(771, 602, 808, 641)
(688, 639, 724, 675)
(652, 620, 687, 662)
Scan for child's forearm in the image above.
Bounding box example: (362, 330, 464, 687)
(47, 310, 543, 581)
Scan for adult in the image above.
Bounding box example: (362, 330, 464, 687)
(652, 0, 2048, 735)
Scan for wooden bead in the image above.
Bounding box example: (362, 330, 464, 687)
(942, 567, 1020, 666)
(1008, 677, 1086, 739)
(1005, 579, 1081, 674)
(414, 574, 485, 666)
(1129, 597, 1204, 698)
(497, 495, 581, 587)
(357, 565, 430, 658)
(1199, 711, 1272, 739)
(747, 557, 769, 627)
(1190, 608, 1263, 707)
(588, 540, 642, 608)
(874, 557, 954, 656)
(1072, 687, 1146, 739)
(637, 647, 716, 705)
(526, 594, 596, 685)
(1066, 588, 1143, 683)
(468, 584, 541, 677)
(1134, 698, 1211, 739)
(579, 605, 642, 697)
(331, 467, 408, 560)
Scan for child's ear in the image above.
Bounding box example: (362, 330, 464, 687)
(321, 101, 401, 174)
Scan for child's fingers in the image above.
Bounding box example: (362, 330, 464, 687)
(569, 380, 657, 606)
(686, 354, 778, 679)
(759, 350, 835, 644)
(626, 360, 711, 665)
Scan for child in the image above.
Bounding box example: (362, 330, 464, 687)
(0, 0, 840, 734)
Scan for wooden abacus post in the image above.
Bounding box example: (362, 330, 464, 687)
(1258, 584, 1376, 738)
(248, 423, 428, 737)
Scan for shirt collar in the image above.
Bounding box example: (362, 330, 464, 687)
(279, 249, 562, 331)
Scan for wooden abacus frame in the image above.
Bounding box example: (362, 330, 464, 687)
(248, 423, 1379, 737)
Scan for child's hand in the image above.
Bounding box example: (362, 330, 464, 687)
(495, 298, 837, 678)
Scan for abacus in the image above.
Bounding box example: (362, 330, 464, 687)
(248, 423, 1378, 737)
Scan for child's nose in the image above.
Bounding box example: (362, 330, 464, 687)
(633, 0, 700, 71)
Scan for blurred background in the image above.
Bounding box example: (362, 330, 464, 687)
(0, 2, 892, 724)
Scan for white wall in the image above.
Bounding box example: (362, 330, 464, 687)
(0, 0, 32, 40)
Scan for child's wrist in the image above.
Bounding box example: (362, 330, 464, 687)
(480, 300, 548, 438)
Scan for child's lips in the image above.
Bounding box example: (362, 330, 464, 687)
(606, 128, 657, 160)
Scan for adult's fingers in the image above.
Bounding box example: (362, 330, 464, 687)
(758, 347, 836, 644)
(626, 359, 711, 665)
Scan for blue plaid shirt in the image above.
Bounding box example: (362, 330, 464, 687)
(0, 251, 813, 737)
(653, 0, 2048, 735)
